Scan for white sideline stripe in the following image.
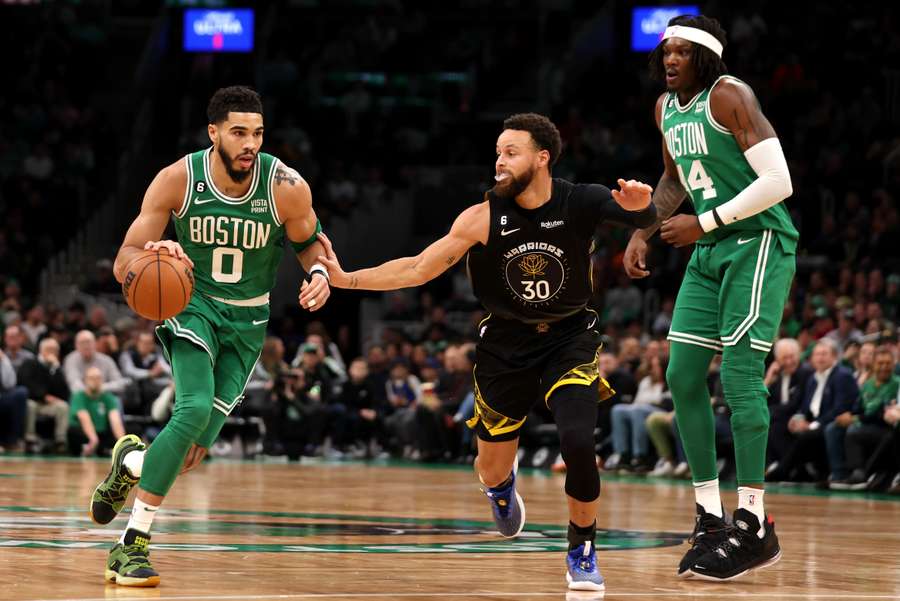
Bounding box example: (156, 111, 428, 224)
(23, 591, 900, 600)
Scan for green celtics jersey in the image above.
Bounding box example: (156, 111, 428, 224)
(173, 148, 285, 300)
(661, 75, 799, 250)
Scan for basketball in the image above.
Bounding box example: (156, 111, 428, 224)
(122, 248, 194, 321)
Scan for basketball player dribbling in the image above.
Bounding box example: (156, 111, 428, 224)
(88, 86, 332, 587)
(316, 113, 656, 592)
(623, 14, 797, 581)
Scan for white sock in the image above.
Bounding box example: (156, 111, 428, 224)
(123, 449, 145, 478)
(121, 498, 158, 541)
(737, 486, 766, 537)
(693, 478, 723, 518)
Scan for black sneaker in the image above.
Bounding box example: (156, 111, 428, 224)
(677, 504, 730, 578)
(688, 508, 781, 581)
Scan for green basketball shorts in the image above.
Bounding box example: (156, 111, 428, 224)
(668, 229, 796, 354)
(156, 293, 268, 416)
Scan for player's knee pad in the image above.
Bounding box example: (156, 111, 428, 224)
(168, 393, 213, 442)
(559, 429, 600, 502)
(552, 385, 600, 502)
(666, 348, 708, 401)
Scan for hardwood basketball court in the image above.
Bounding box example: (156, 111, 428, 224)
(1, 456, 898, 600)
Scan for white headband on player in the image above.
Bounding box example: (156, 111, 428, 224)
(662, 25, 723, 58)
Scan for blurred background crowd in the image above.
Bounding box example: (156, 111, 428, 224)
(0, 1, 898, 493)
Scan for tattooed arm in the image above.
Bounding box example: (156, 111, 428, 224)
(694, 79, 791, 232)
(316, 202, 489, 291)
(623, 94, 687, 278)
(710, 79, 776, 152)
(273, 163, 331, 311)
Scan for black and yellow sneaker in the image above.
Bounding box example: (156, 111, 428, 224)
(90, 434, 144, 525)
(677, 503, 730, 578)
(105, 528, 160, 587)
(688, 508, 781, 581)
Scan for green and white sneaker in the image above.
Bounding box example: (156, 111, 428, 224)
(105, 528, 160, 587)
(90, 434, 144, 525)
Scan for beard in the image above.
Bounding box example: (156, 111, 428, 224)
(492, 165, 536, 200)
(217, 144, 254, 183)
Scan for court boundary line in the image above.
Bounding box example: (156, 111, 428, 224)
(20, 592, 900, 601)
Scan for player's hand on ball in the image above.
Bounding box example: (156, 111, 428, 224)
(315, 232, 351, 289)
(660, 214, 704, 248)
(623, 234, 650, 279)
(144, 240, 194, 269)
(611, 178, 652, 211)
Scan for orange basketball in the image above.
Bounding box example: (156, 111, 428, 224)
(122, 249, 194, 321)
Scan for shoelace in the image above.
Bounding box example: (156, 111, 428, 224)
(688, 515, 728, 549)
(575, 542, 595, 572)
(101, 475, 135, 503)
(123, 543, 153, 568)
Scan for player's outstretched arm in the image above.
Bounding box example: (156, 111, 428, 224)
(113, 162, 193, 283)
(273, 163, 330, 312)
(317, 202, 489, 291)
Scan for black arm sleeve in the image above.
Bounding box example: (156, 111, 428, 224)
(575, 184, 657, 233)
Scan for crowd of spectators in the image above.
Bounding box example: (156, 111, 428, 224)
(0, 4, 898, 496)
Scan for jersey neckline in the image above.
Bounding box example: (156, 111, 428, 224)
(202, 147, 261, 204)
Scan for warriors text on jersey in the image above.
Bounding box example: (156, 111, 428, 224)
(173, 148, 286, 300)
(466, 179, 655, 324)
(661, 75, 799, 250)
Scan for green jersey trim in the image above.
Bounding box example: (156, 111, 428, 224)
(163, 317, 214, 365)
(268, 158, 283, 226)
(720, 229, 773, 346)
(202, 148, 260, 204)
(673, 88, 704, 113)
(174, 154, 193, 219)
(704, 75, 735, 135)
(212, 348, 262, 415)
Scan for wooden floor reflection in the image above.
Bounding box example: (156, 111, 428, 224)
(1, 456, 898, 600)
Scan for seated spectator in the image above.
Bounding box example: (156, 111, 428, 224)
(4, 324, 35, 370)
(645, 409, 689, 478)
(383, 358, 421, 458)
(21, 305, 47, 349)
(825, 309, 863, 353)
(19, 337, 70, 454)
(833, 347, 900, 489)
(67, 366, 126, 457)
(336, 357, 388, 457)
(244, 336, 289, 413)
(95, 325, 121, 362)
(119, 331, 172, 414)
(83, 258, 121, 297)
(0, 347, 28, 452)
(765, 338, 814, 467)
(260, 367, 322, 459)
(851, 341, 876, 388)
(63, 330, 129, 395)
(767, 339, 859, 482)
(606, 355, 671, 473)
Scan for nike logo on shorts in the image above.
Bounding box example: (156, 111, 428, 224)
(252, 319, 268, 326)
(737, 237, 757, 245)
(500, 228, 521, 236)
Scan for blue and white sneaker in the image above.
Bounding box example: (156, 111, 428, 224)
(481, 457, 526, 538)
(566, 541, 605, 591)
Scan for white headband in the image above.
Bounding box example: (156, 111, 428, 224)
(662, 25, 723, 58)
